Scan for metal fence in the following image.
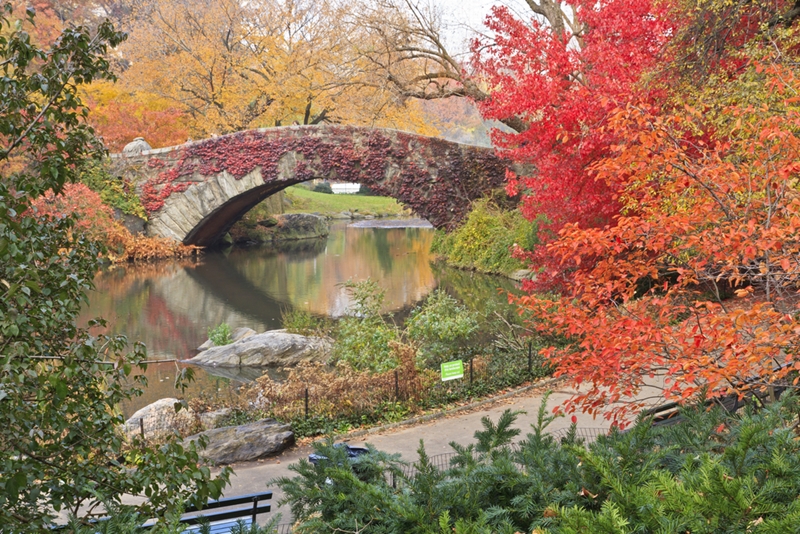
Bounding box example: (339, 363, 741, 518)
(261, 349, 549, 425)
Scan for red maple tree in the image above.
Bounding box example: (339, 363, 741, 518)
(526, 56, 800, 423)
(470, 0, 800, 421)
(471, 0, 674, 290)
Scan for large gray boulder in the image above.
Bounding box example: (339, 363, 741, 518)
(185, 418, 294, 465)
(197, 326, 257, 352)
(199, 408, 233, 430)
(189, 331, 331, 367)
(124, 398, 199, 441)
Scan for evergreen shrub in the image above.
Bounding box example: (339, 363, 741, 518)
(278, 393, 800, 533)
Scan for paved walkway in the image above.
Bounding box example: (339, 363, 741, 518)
(219, 379, 615, 526)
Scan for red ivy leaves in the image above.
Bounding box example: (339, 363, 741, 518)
(138, 127, 507, 230)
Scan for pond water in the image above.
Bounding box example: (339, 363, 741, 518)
(79, 220, 519, 416)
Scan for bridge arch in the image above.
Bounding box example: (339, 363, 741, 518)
(114, 125, 510, 247)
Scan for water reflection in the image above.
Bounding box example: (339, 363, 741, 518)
(81, 222, 445, 415)
(230, 224, 437, 317)
(82, 223, 438, 360)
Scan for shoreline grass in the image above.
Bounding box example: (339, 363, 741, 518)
(283, 185, 411, 218)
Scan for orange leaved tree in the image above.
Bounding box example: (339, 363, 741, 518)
(29, 183, 118, 242)
(525, 51, 800, 423)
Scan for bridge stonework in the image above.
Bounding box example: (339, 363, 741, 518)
(113, 125, 510, 246)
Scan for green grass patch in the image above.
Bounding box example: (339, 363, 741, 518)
(284, 185, 410, 218)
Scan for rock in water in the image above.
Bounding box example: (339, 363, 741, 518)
(184, 419, 294, 465)
(197, 326, 257, 352)
(189, 331, 331, 367)
(273, 213, 329, 241)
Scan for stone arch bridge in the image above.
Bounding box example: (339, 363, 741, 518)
(113, 125, 513, 247)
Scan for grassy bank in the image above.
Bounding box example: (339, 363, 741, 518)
(284, 185, 410, 218)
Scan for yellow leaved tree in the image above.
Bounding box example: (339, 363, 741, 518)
(118, 0, 438, 138)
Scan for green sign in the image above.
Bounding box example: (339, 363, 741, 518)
(441, 360, 464, 382)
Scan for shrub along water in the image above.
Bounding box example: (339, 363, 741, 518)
(30, 182, 200, 263)
(216, 281, 552, 438)
(278, 393, 800, 533)
(405, 289, 479, 369)
(432, 198, 542, 276)
(330, 279, 401, 372)
(207, 322, 233, 346)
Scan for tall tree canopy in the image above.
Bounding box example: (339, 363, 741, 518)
(470, 0, 675, 289)
(114, 0, 436, 140)
(509, 1, 800, 421)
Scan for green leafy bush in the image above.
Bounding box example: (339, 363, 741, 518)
(334, 293, 399, 373)
(313, 181, 334, 194)
(432, 198, 541, 275)
(332, 319, 397, 372)
(405, 289, 479, 368)
(278, 393, 800, 533)
(282, 307, 332, 336)
(330, 279, 399, 372)
(80, 160, 147, 219)
(208, 323, 233, 346)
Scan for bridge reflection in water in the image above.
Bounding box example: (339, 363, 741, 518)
(80, 222, 447, 415)
(83, 222, 520, 416)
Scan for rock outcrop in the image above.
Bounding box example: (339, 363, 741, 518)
(272, 213, 328, 241)
(230, 213, 328, 244)
(189, 330, 331, 367)
(124, 398, 199, 441)
(184, 418, 294, 465)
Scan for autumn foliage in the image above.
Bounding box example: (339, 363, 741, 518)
(83, 85, 190, 152)
(486, 1, 800, 422)
(29, 183, 199, 262)
(29, 183, 118, 242)
(473, 0, 674, 290)
(528, 61, 800, 421)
